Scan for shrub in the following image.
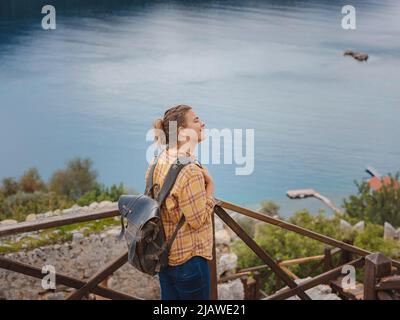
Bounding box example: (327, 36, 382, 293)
(0, 191, 74, 221)
(49, 157, 98, 199)
(77, 183, 132, 206)
(19, 167, 47, 193)
(1, 177, 19, 197)
(343, 172, 400, 227)
(231, 209, 400, 294)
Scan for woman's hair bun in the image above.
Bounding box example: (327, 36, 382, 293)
(153, 118, 166, 145)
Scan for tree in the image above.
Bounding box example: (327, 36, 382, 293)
(1, 177, 19, 197)
(48, 157, 98, 200)
(259, 200, 280, 217)
(19, 167, 47, 193)
(343, 172, 400, 227)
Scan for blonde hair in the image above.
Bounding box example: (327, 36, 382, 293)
(153, 104, 192, 147)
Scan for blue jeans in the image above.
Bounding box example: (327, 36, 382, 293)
(159, 256, 210, 300)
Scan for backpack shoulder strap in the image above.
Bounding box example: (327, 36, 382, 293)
(145, 154, 161, 196)
(155, 156, 194, 204)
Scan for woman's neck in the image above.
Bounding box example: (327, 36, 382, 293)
(167, 143, 196, 158)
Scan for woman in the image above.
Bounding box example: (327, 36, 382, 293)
(146, 104, 215, 300)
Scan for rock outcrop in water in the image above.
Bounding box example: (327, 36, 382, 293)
(343, 50, 369, 62)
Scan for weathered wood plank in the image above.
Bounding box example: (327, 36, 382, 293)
(67, 252, 128, 300)
(266, 258, 364, 300)
(0, 207, 119, 237)
(375, 275, 400, 291)
(330, 277, 364, 300)
(377, 291, 395, 300)
(217, 200, 400, 269)
(214, 205, 311, 300)
(0, 255, 139, 300)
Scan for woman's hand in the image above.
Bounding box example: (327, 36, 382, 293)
(202, 167, 215, 198)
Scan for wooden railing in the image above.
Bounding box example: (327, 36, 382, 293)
(0, 200, 399, 300)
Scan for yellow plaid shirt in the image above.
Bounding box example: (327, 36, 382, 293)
(145, 151, 215, 266)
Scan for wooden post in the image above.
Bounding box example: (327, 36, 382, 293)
(339, 240, 353, 266)
(248, 278, 256, 300)
(241, 275, 249, 300)
(253, 271, 261, 300)
(364, 253, 392, 300)
(209, 211, 218, 300)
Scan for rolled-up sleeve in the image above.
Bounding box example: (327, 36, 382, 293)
(179, 168, 215, 230)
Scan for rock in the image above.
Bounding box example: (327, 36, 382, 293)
(218, 279, 244, 300)
(215, 229, 231, 246)
(44, 211, 54, 218)
(343, 50, 368, 62)
(32, 248, 45, 259)
(89, 202, 99, 210)
(218, 253, 238, 277)
(44, 292, 66, 300)
(0, 219, 18, 225)
(72, 232, 84, 242)
(106, 227, 121, 237)
(71, 204, 81, 210)
(99, 201, 113, 208)
(80, 206, 89, 212)
(25, 214, 37, 222)
(275, 277, 341, 300)
(340, 219, 352, 233)
(353, 221, 365, 232)
(0, 288, 6, 300)
(79, 227, 89, 234)
(384, 222, 400, 240)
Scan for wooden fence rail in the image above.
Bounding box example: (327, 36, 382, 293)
(0, 199, 399, 300)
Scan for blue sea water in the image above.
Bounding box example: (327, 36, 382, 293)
(1, 0, 399, 216)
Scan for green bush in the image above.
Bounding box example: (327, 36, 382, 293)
(1, 177, 19, 197)
(343, 172, 400, 227)
(19, 167, 47, 193)
(259, 200, 280, 217)
(49, 157, 98, 200)
(231, 209, 400, 294)
(0, 191, 74, 221)
(77, 183, 133, 206)
(0, 158, 136, 222)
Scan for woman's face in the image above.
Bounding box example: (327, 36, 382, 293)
(179, 109, 206, 145)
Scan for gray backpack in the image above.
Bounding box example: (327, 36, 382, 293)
(117, 155, 196, 275)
